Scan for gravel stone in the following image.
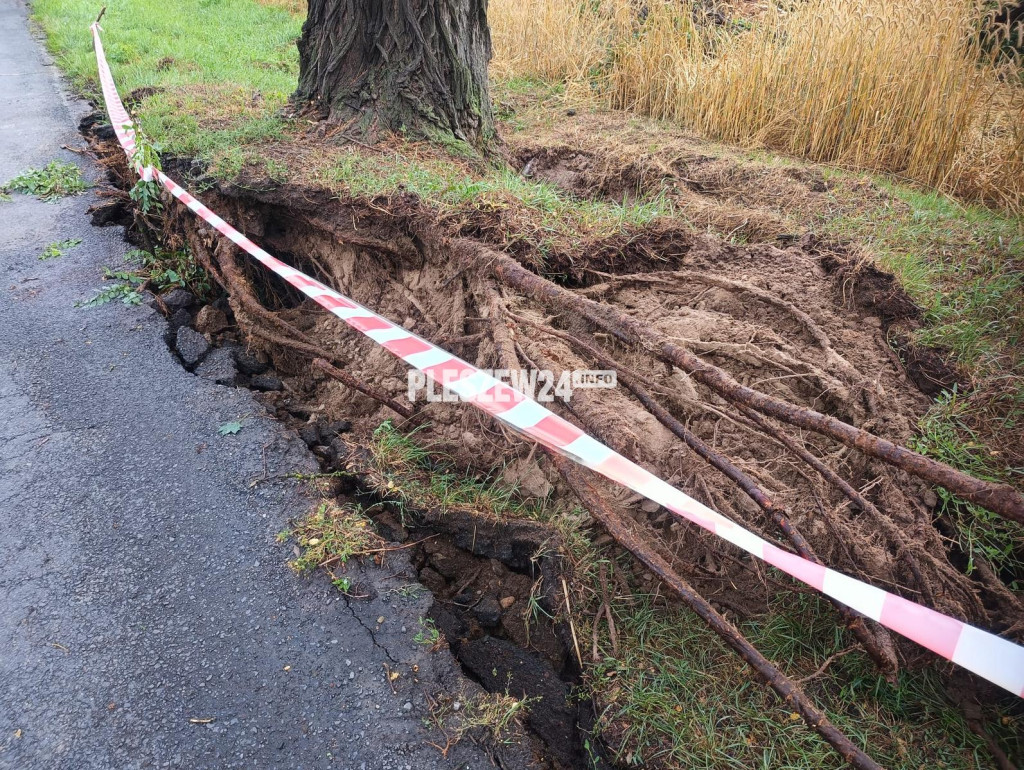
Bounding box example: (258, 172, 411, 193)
(249, 374, 283, 392)
(472, 595, 503, 628)
(162, 287, 198, 311)
(168, 307, 191, 331)
(234, 349, 269, 375)
(194, 304, 230, 335)
(175, 326, 210, 370)
(194, 346, 238, 386)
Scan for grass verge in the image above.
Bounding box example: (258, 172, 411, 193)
(822, 176, 1024, 584)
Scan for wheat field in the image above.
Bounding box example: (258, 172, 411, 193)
(489, 0, 1024, 213)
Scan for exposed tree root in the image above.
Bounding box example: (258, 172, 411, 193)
(512, 313, 900, 675)
(470, 241, 1024, 523)
(581, 268, 867, 392)
(312, 358, 414, 419)
(550, 453, 883, 770)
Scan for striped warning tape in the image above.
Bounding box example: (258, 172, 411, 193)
(90, 22, 1024, 698)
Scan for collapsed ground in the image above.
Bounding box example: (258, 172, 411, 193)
(73, 86, 1024, 767)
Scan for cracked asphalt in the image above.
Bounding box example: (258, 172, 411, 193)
(0, 3, 499, 767)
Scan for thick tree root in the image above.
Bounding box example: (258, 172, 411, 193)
(469, 241, 1024, 523)
(312, 358, 414, 419)
(551, 453, 884, 770)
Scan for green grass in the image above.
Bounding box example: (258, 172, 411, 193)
(589, 593, 1019, 765)
(277, 500, 383, 575)
(136, 86, 292, 176)
(592, 592, 1021, 769)
(910, 390, 1024, 584)
(3, 160, 88, 201)
(32, 0, 302, 166)
(826, 180, 1024, 376)
(825, 178, 1024, 586)
(77, 247, 212, 308)
(317, 148, 676, 251)
(369, 420, 530, 520)
(32, 0, 301, 101)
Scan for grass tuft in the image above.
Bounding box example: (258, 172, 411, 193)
(278, 500, 383, 574)
(369, 420, 529, 519)
(910, 390, 1024, 583)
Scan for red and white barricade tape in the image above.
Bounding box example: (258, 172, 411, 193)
(91, 22, 1024, 698)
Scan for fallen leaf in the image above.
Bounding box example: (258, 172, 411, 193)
(789, 712, 801, 721)
(14, 729, 22, 739)
(217, 420, 243, 436)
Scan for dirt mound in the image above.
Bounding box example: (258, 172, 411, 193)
(503, 110, 893, 245)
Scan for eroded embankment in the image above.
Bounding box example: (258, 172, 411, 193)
(82, 113, 1024, 767)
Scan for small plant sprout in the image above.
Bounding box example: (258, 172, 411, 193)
(127, 122, 164, 215)
(413, 617, 443, 650)
(332, 576, 352, 593)
(76, 268, 146, 307)
(78, 248, 211, 309)
(38, 238, 83, 260)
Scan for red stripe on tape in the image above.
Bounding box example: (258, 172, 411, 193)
(529, 415, 584, 447)
(469, 383, 527, 415)
(421, 358, 477, 386)
(764, 543, 826, 591)
(383, 336, 432, 357)
(880, 594, 963, 660)
(347, 315, 394, 333)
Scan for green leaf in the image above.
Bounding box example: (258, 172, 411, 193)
(38, 238, 83, 260)
(218, 420, 243, 436)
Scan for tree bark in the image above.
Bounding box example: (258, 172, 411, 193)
(295, 0, 493, 147)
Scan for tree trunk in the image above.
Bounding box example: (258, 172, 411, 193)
(295, 0, 493, 147)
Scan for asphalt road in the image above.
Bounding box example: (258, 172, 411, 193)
(0, 3, 500, 767)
